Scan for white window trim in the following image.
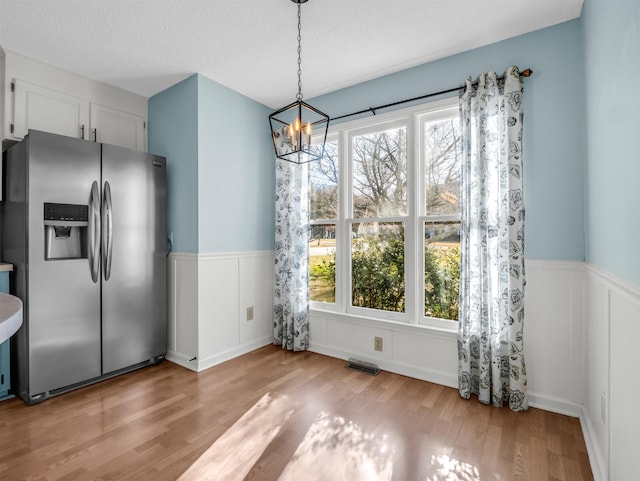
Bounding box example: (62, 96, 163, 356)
(309, 96, 460, 331)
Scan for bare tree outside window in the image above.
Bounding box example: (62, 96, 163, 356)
(424, 119, 461, 216)
(423, 117, 461, 321)
(352, 127, 407, 218)
(309, 141, 339, 220)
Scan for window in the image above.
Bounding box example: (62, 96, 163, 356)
(309, 137, 338, 304)
(350, 123, 407, 315)
(309, 98, 461, 327)
(421, 113, 462, 322)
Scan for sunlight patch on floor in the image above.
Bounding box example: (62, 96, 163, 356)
(425, 454, 480, 481)
(277, 411, 395, 481)
(176, 392, 295, 481)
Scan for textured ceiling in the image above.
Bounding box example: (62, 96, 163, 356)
(0, 0, 583, 108)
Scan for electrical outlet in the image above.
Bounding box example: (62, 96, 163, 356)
(374, 336, 383, 352)
(246, 306, 254, 321)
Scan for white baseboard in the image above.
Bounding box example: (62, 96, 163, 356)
(527, 391, 582, 417)
(167, 337, 273, 372)
(166, 350, 198, 371)
(311, 341, 584, 416)
(196, 337, 273, 372)
(309, 341, 458, 389)
(580, 408, 607, 481)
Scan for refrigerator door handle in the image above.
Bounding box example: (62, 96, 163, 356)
(88, 181, 101, 283)
(102, 181, 113, 281)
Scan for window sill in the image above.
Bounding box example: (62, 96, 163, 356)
(309, 307, 458, 339)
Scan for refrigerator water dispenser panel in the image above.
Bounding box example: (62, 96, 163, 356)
(44, 203, 89, 260)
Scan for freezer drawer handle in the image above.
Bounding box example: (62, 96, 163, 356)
(102, 181, 113, 281)
(88, 181, 101, 283)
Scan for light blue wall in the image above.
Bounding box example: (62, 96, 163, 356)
(148, 74, 199, 253)
(150, 19, 592, 262)
(582, 0, 640, 284)
(311, 20, 586, 261)
(148, 74, 274, 254)
(197, 75, 275, 253)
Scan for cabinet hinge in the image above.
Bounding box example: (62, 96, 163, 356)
(143, 121, 146, 129)
(10, 81, 15, 93)
(10, 123, 14, 134)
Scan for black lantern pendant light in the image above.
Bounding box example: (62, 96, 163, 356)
(269, 0, 329, 164)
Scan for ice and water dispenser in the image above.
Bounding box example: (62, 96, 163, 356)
(44, 203, 88, 260)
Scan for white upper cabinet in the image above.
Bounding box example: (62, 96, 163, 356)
(2, 50, 147, 151)
(90, 103, 145, 151)
(12, 79, 89, 140)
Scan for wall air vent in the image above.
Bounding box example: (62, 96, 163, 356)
(345, 358, 381, 376)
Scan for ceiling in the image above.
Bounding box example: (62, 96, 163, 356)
(0, 0, 583, 109)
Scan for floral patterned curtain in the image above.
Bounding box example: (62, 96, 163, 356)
(273, 157, 310, 351)
(457, 66, 527, 411)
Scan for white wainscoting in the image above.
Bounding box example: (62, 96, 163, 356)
(310, 311, 459, 388)
(166, 251, 273, 372)
(310, 260, 586, 417)
(524, 260, 585, 416)
(581, 264, 640, 481)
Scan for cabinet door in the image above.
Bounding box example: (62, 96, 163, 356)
(12, 79, 89, 140)
(90, 103, 145, 151)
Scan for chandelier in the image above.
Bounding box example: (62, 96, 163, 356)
(269, 0, 329, 164)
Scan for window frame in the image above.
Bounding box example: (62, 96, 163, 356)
(309, 96, 460, 330)
(347, 117, 412, 322)
(309, 132, 341, 308)
(416, 102, 462, 329)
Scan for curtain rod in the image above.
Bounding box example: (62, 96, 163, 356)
(330, 68, 533, 122)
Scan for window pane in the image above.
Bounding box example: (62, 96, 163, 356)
(352, 127, 407, 218)
(309, 140, 339, 220)
(309, 224, 336, 304)
(351, 222, 405, 312)
(424, 221, 460, 320)
(424, 118, 461, 215)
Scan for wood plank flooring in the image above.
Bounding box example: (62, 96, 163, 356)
(0, 345, 593, 481)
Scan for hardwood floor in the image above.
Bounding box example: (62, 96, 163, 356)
(0, 345, 593, 481)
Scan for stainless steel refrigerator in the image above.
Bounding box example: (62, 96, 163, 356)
(1, 130, 166, 404)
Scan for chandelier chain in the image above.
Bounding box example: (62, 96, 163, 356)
(296, 2, 303, 101)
